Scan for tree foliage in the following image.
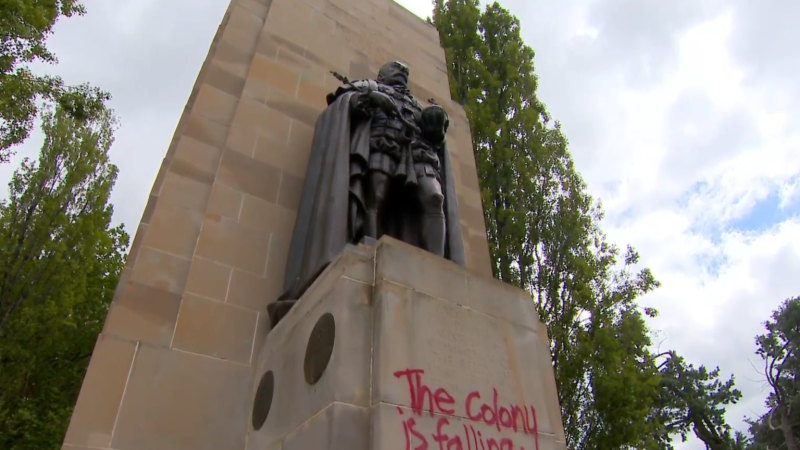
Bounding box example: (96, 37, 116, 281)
(433, 1, 662, 448)
(432, 1, 743, 448)
(0, 103, 128, 448)
(747, 297, 800, 450)
(0, 0, 109, 160)
(653, 351, 744, 449)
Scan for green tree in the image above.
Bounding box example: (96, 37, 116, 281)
(432, 2, 664, 448)
(653, 351, 744, 449)
(0, 0, 109, 160)
(0, 102, 128, 448)
(747, 297, 800, 450)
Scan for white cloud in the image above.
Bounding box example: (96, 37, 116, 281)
(499, 1, 800, 448)
(779, 175, 800, 209)
(395, 0, 433, 19)
(642, 217, 800, 432)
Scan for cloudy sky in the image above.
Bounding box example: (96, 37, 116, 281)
(2, 0, 799, 447)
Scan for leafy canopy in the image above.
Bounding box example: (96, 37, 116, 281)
(653, 351, 744, 449)
(0, 101, 128, 449)
(0, 0, 108, 160)
(747, 297, 800, 450)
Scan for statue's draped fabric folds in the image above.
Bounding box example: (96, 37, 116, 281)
(271, 62, 465, 324)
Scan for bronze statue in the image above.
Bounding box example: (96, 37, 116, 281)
(268, 61, 464, 326)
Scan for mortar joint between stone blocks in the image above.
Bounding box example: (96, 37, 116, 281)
(341, 275, 372, 286)
(378, 399, 513, 427)
(64, 446, 114, 450)
(224, 263, 236, 303)
(249, 311, 260, 365)
(285, 119, 294, 147)
(168, 283, 187, 348)
(184, 291, 261, 314)
(262, 234, 273, 278)
(108, 340, 139, 447)
(274, 169, 285, 209)
(284, 401, 362, 444)
(377, 275, 540, 333)
(236, 189, 246, 222)
(137, 246, 193, 264)
(171, 346, 252, 368)
(292, 71, 301, 98)
(368, 262, 380, 443)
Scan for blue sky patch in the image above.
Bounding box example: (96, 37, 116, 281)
(729, 188, 800, 233)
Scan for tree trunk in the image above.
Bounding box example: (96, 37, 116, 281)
(780, 407, 798, 450)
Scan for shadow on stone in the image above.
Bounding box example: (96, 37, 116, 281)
(304, 313, 336, 385)
(267, 299, 296, 329)
(252, 370, 275, 430)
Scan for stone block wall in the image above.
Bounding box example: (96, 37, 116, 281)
(63, 0, 491, 449)
(247, 238, 566, 449)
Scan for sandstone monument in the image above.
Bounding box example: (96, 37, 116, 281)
(62, 0, 566, 449)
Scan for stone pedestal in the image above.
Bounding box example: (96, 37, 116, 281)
(248, 237, 566, 449)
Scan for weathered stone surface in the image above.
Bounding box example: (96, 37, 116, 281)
(102, 281, 182, 346)
(195, 215, 270, 274)
(247, 238, 565, 449)
(110, 344, 251, 450)
(281, 403, 370, 450)
(172, 294, 259, 363)
(63, 335, 137, 449)
(248, 267, 373, 449)
(185, 256, 232, 302)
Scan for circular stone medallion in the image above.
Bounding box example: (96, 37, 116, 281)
(304, 313, 336, 385)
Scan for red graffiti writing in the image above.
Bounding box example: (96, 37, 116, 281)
(393, 369, 540, 450)
(402, 417, 429, 450)
(394, 368, 456, 416)
(465, 389, 538, 435)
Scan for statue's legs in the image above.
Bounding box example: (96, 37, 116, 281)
(365, 170, 391, 239)
(417, 174, 445, 257)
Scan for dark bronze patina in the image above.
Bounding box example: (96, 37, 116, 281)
(268, 62, 465, 326)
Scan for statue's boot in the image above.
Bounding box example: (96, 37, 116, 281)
(422, 212, 446, 257)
